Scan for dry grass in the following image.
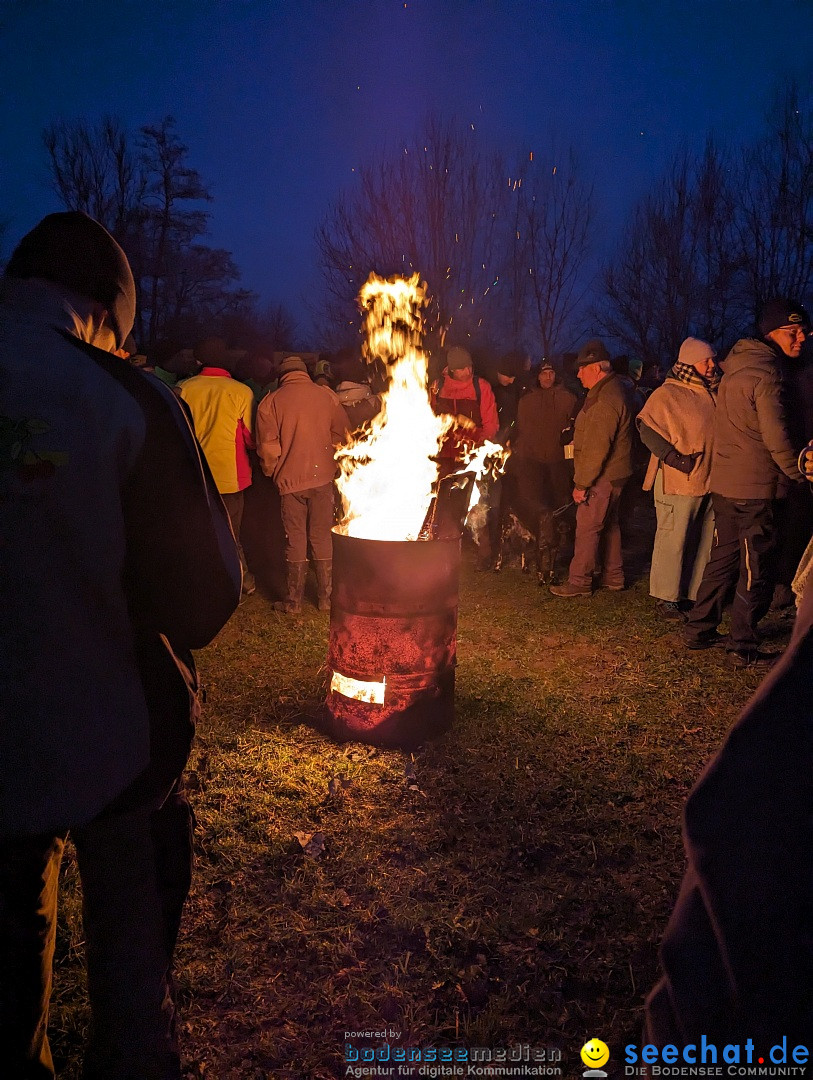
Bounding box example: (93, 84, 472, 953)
(48, 553, 791, 1079)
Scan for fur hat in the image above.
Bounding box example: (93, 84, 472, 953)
(5, 211, 135, 349)
(758, 298, 811, 337)
(278, 355, 309, 377)
(677, 337, 716, 366)
(575, 339, 611, 369)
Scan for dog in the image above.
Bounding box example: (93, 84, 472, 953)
(493, 506, 571, 584)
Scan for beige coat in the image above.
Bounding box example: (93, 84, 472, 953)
(255, 371, 349, 495)
(638, 379, 716, 496)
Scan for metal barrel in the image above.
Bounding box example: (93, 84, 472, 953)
(326, 529, 460, 748)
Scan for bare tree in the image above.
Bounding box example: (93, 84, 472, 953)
(43, 116, 146, 241)
(43, 114, 252, 348)
(735, 81, 813, 316)
(523, 148, 595, 356)
(600, 140, 742, 365)
(316, 115, 516, 355)
(138, 117, 212, 347)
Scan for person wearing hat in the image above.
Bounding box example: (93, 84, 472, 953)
(179, 336, 258, 596)
(682, 298, 810, 668)
(0, 212, 241, 1077)
(430, 344, 499, 469)
(637, 337, 719, 619)
(513, 359, 579, 519)
(255, 356, 349, 613)
(488, 350, 529, 441)
(430, 344, 500, 567)
(550, 339, 634, 597)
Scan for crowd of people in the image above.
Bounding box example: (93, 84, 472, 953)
(2, 208, 812, 1077)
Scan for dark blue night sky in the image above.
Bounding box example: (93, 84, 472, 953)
(1, 0, 811, 326)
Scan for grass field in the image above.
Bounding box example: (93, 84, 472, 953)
(49, 547, 790, 1079)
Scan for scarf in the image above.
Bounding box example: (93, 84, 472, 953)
(666, 360, 720, 394)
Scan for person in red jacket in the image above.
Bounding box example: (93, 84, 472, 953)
(430, 345, 499, 473)
(431, 345, 500, 565)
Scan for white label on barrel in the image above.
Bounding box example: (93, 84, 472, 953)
(330, 670, 386, 705)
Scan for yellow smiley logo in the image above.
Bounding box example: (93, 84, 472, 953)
(580, 1039, 610, 1069)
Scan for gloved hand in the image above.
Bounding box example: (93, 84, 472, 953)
(799, 442, 813, 481)
(664, 449, 701, 475)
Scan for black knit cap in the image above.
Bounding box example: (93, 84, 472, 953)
(758, 297, 811, 337)
(5, 211, 135, 349)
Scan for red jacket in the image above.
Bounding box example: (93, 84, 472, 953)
(431, 371, 499, 459)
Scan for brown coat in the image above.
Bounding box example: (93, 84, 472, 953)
(572, 372, 634, 489)
(710, 338, 803, 499)
(514, 384, 578, 463)
(255, 371, 349, 495)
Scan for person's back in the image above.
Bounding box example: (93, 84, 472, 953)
(0, 211, 241, 1079)
(179, 339, 255, 496)
(256, 364, 348, 495)
(255, 357, 349, 613)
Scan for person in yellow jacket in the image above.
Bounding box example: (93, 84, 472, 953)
(180, 337, 257, 594)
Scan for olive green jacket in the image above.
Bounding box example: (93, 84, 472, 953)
(572, 372, 634, 490)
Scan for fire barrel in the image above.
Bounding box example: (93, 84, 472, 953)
(326, 529, 460, 748)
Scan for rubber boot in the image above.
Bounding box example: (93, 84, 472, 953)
(315, 559, 332, 612)
(274, 561, 307, 614)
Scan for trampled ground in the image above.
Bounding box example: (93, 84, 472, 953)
(49, 551, 791, 1079)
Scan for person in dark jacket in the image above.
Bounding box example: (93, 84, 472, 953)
(0, 212, 241, 1079)
(550, 340, 634, 597)
(513, 359, 579, 516)
(646, 562, 813, 1050)
(682, 298, 809, 668)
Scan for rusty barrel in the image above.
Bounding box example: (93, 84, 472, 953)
(326, 529, 460, 748)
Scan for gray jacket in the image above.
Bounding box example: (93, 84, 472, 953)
(710, 338, 803, 499)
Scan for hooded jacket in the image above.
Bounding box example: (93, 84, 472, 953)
(709, 338, 803, 499)
(0, 278, 241, 833)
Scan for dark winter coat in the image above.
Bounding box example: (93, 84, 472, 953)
(514, 383, 578, 464)
(0, 278, 242, 834)
(710, 338, 803, 499)
(645, 570, 813, 1047)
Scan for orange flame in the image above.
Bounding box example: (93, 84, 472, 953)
(335, 274, 454, 541)
(335, 273, 509, 542)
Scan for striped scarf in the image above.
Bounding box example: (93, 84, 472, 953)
(666, 360, 720, 394)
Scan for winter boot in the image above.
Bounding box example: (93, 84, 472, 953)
(274, 561, 307, 614)
(315, 559, 333, 612)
